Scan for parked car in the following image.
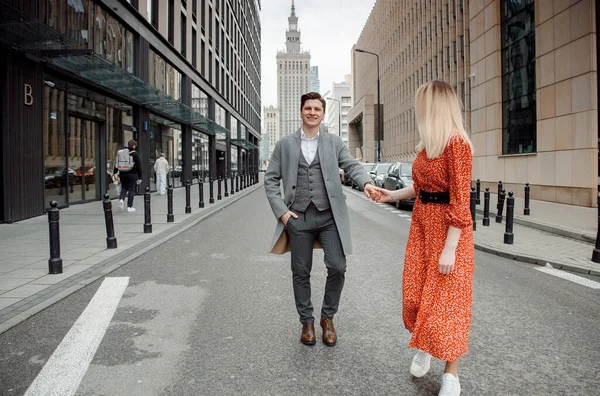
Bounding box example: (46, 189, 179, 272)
(44, 167, 76, 189)
(369, 162, 393, 187)
(382, 162, 414, 208)
(352, 163, 376, 189)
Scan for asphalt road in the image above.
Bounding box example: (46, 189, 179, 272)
(1, 185, 599, 395)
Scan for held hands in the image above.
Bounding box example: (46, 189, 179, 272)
(369, 186, 395, 203)
(280, 210, 299, 226)
(363, 183, 383, 201)
(438, 247, 456, 274)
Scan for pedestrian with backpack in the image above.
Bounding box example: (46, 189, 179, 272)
(114, 140, 142, 212)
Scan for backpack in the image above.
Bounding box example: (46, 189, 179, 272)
(116, 148, 135, 172)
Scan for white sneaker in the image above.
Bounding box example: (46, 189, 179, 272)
(439, 373, 461, 396)
(410, 350, 432, 377)
(119, 199, 124, 209)
(127, 207, 136, 212)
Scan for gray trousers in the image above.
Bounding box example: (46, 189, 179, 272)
(286, 206, 346, 324)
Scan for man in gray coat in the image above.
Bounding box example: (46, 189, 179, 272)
(264, 92, 380, 347)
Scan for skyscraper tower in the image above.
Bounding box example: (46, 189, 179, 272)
(276, 0, 311, 136)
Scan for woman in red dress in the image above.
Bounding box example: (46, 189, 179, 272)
(374, 80, 474, 396)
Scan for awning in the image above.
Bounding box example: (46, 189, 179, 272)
(46, 53, 229, 136)
(0, 3, 80, 50)
(231, 139, 259, 150)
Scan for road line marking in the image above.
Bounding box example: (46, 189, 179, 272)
(535, 267, 600, 289)
(24, 277, 129, 396)
(390, 210, 402, 214)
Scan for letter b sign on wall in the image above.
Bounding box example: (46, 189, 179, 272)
(24, 84, 33, 106)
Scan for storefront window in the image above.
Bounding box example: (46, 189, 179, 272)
(230, 146, 238, 175)
(149, 49, 182, 99)
(43, 78, 132, 206)
(192, 131, 210, 183)
(149, 114, 183, 189)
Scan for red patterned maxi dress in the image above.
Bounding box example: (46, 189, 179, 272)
(403, 136, 475, 362)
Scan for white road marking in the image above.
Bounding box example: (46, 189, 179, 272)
(24, 277, 130, 396)
(535, 267, 600, 289)
(390, 210, 402, 214)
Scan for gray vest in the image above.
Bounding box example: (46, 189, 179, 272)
(291, 145, 331, 212)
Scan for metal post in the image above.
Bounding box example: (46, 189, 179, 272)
(167, 185, 174, 222)
(185, 180, 192, 213)
(236, 173, 239, 192)
(48, 201, 63, 274)
(504, 192, 515, 244)
(524, 183, 531, 215)
(231, 175, 235, 195)
(143, 187, 152, 233)
(198, 179, 205, 208)
(102, 194, 117, 249)
(218, 176, 223, 200)
(496, 189, 506, 223)
(470, 187, 477, 231)
(209, 176, 215, 204)
(225, 173, 229, 197)
(483, 188, 490, 226)
(497, 180, 503, 209)
(476, 179, 481, 205)
(376, 62, 381, 163)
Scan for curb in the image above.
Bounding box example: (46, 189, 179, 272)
(474, 242, 600, 277)
(475, 208, 595, 244)
(0, 182, 264, 335)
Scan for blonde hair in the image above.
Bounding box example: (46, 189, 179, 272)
(415, 80, 473, 159)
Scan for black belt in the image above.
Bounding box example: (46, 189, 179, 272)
(419, 190, 450, 204)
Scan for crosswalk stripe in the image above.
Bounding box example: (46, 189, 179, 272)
(24, 277, 129, 396)
(535, 267, 600, 289)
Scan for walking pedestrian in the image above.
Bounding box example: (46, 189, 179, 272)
(154, 152, 169, 195)
(264, 92, 381, 347)
(114, 139, 143, 212)
(373, 80, 474, 396)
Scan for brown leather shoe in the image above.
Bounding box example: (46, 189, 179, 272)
(300, 322, 316, 345)
(320, 318, 337, 347)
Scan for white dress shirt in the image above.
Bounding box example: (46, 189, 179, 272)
(300, 129, 319, 164)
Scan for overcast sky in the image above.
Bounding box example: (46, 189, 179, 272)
(259, 0, 376, 111)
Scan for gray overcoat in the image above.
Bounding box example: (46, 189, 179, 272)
(264, 129, 372, 255)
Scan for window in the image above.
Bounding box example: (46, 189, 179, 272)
(208, 6, 213, 44)
(168, 0, 174, 45)
(201, 0, 206, 33)
(501, 0, 536, 154)
(149, 49, 182, 99)
(201, 40, 205, 76)
(192, 28, 197, 67)
(181, 12, 187, 57)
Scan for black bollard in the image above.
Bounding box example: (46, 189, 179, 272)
(48, 201, 63, 274)
(224, 174, 229, 197)
(185, 180, 192, 214)
(524, 183, 531, 215)
(504, 192, 515, 244)
(209, 177, 215, 204)
(198, 180, 205, 208)
(144, 187, 152, 233)
(230, 176, 235, 195)
(167, 185, 174, 222)
(240, 173, 244, 191)
(497, 180, 503, 209)
(218, 176, 223, 200)
(236, 174, 239, 192)
(483, 188, 491, 226)
(470, 187, 477, 231)
(102, 194, 118, 249)
(496, 189, 506, 223)
(476, 179, 481, 205)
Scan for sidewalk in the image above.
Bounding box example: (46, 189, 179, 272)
(472, 191, 599, 276)
(0, 177, 264, 334)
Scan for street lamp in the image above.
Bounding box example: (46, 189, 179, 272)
(326, 97, 341, 138)
(355, 48, 381, 162)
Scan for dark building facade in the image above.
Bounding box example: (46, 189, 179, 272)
(0, 0, 261, 222)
